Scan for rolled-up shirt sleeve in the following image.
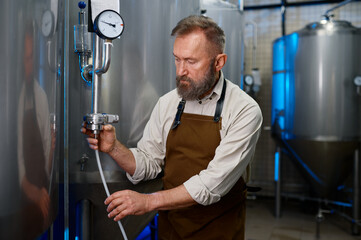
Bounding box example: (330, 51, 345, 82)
(126, 148, 151, 184)
(126, 96, 176, 184)
(183, 99, 263, 206)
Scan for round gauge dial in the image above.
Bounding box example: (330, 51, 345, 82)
(354, 76, 361, 86)
(244, 75, 254, 86)
(94, 10, 124, 39)
(41, 10, 54, 37)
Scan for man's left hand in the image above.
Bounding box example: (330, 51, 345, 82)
(105, 190, 152, 221)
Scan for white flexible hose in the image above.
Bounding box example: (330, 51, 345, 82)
(95, 149, 128, 240)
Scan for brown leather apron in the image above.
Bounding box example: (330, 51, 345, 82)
(21, 92, 48, 239)
(23, 93, 48, 189)
(158, 80, 247, 240)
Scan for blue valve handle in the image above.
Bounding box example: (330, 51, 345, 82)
(78, 1, 86, 9)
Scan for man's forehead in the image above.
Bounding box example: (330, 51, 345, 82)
(173, 31, 210, 58)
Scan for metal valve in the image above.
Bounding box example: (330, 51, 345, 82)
(84, 113, 119, 135)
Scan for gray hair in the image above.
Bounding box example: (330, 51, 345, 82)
(171, 15, 226, 54)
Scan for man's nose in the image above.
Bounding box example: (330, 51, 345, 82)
(176, 61, 188, 76)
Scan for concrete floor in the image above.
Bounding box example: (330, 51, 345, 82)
(245, 197, 361, 240)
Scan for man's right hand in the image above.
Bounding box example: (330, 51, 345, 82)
(81, 122, 137, 175)
(81, 123, 117, 153)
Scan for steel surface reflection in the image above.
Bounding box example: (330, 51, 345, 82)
(0, 0, 61, 239)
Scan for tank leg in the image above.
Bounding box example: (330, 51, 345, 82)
(352, 147, 360, 235)
(315, 207, 324, 239)
(76, 199, 92, 240)
(315, 207, 331, 239)
(275, 146, 282, 218)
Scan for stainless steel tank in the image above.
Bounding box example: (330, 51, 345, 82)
(67, 1, 200, 239)
(201, 0, 244, 86)
(272, 19, 361, 197)
(0, 0, 62, 239)
(0, 0, 208, 239)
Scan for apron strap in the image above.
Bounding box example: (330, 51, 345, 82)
(213, 79, 226, 122)
(171, 79, 227, 128)
(171, 99, 186, 129)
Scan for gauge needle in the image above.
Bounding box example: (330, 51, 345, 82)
(101, 20, 116, 28)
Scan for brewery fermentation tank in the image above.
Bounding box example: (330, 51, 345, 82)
(272, 19, 361, 197)
(67, 1, 200, 239)
(0, 0, 200, 239)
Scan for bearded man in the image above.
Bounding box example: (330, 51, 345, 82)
(82, 15, 262, 240)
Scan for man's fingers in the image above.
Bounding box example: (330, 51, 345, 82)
(81, 122, 96, 137)
(105, 192, 123, 211)
(108, 203, 126, 218)
(87, 138, 98, 144)
(105, 190, 123, 204)
(103, 124, 114, 131)
(86, 138, 98, 149)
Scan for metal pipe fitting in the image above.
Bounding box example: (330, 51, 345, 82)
(95, 39, 112, 74)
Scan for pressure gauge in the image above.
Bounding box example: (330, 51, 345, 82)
(354, 76, 361, 86)
(41, 10, 55, 38)
(244, 75, 254, 86)
(94, 10, 124, 39)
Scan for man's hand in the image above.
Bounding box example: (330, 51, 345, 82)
(81, 122, 137, 175)
(105, 185, 197, 221)
(105, 190, 152, 221)
(81, 123, 116, 153)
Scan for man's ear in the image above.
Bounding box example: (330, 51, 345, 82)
(215, 53, 227, 72)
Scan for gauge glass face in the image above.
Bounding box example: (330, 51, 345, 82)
(245, 75, 254, 86)
(41, 10, 53, 37)
(354, 76, 361, 86)
(97, 10, 124, 39)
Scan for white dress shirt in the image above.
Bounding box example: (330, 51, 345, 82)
(128, 72, 263, 206)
